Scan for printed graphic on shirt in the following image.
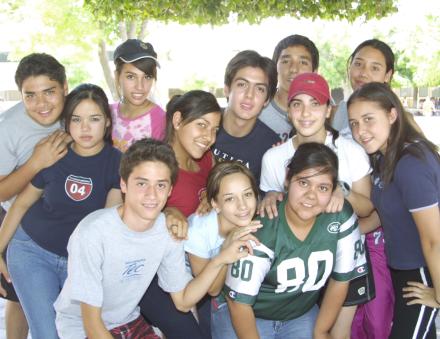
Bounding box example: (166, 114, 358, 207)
(65, 175, 93, 201)
(212, 148, 251, 169)
(122, 259, 146, 281)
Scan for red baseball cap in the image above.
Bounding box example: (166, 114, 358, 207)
(288, 72, 330, 105)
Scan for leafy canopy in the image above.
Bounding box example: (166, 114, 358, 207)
(84, 0, 397, 27)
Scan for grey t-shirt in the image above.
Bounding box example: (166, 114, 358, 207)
(331, 101, 351, 137)
(54, 206, 192, 338)
(0, 102, 60, 210)
(258, 100, 292, 142)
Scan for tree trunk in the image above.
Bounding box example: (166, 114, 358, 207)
(98, 39, 119, 101)
(128, 21, 136, 39)
(413, 86, 418, 109)
(118, 21, 127, 41)
(138, 20, 148, 40)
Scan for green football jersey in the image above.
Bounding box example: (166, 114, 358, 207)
(224, 199, 367, 321)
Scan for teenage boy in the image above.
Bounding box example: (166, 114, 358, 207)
(0, 53, 69, 339)
(259, 35, 319, 141)
(212, 50, 279, 184)
(54, 138, 252, 339)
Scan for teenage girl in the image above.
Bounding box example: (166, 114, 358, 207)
(112, 39, 166, 152)
(138, 90, 222, 339)
(348, 82, 440, 339)
(165, 89, 221, 216)
(259, 72, 374, 339)
(0, 83, 122, 338)
(184, 161, 262, 339)
(332, 39, 399, 339)
(226, 142, 367, 338)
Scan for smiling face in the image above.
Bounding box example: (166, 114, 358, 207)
(117, 63, 154, 107)
(21, 75, 67, 126)
(277, 45, 314, 95)
(288, 93, 330, 142)
(212, 172, 257, 231)
(349, 46, 392, 91)
(224, 66, 269, 122)
(120, 161, 172, 230)
(172, 111, 221, 161)
(348, 100, 397, 154)
(285, 167, 333, 224)
(69, 99, 110, 156)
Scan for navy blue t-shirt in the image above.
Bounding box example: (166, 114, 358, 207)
(21, 143, 121, 257)
(372, 145, 440, 269)
(212, 119, 280, 184)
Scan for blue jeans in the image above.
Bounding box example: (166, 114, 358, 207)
(7, 227, 68, 339)
(211, 299, 237, 339)
(211, 300, 318, 339)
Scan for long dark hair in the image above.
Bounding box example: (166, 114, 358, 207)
(63, 83, 113, 145)
(164, 90, 221, 143)
(347, 82, 438, 184)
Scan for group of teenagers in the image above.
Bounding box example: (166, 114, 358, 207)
(0, 33, 439, 339)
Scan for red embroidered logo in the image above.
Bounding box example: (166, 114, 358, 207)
(65, 175, 93, 201)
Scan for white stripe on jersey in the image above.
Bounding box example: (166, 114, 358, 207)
(335, 225, 366, 274)
(339, 211, 357, 233)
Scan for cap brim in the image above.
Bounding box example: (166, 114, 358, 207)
(119, 55, 160, 68)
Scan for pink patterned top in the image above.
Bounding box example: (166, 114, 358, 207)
(110, 102, 166, 152)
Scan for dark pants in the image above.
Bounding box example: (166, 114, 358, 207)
(389, 267, 438, 339)
(139, 275, 207, 339)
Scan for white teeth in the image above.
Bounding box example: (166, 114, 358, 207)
(143, 203, 157, 208)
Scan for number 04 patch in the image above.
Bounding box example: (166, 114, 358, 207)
(65, 175, 93, 201)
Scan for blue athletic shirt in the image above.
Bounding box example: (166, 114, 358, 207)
(21, 143, 121, 257)
(371, 144, 440, 269)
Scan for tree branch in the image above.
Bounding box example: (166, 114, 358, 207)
(138, 19, 148, 40)
(98, 39, 119, 101)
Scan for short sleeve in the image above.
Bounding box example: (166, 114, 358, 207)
(339, 137, 371, 184)
(0, 127, 17, 175)
(151, 105, 166, 141)
(185, 214, 212, 259)
(67, 225, 105, 307)
(30, 169, 46, 189)
(223, 242, 273, 305)
(109, 149, 122, 190)
(158, 239, 192, 293)
(260, 148, 285, 193)
(332, 204, 367, 282)
(394, 153, 439, 212)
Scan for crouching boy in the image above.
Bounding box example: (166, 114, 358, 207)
(54, 138, 252, 338)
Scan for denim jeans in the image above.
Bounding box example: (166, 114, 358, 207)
(255, 305, 318, 339)
(211, 299, 318, 339)
(7, 227, 68, 339)
(211, 299, 237, 339)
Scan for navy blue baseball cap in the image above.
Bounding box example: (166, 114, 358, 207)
(113, 39, 160, 67)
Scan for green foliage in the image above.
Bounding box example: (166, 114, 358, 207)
(5, 0, 104, 89)
(318, 41, 351, 89)
(84, 0, 397, 26)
